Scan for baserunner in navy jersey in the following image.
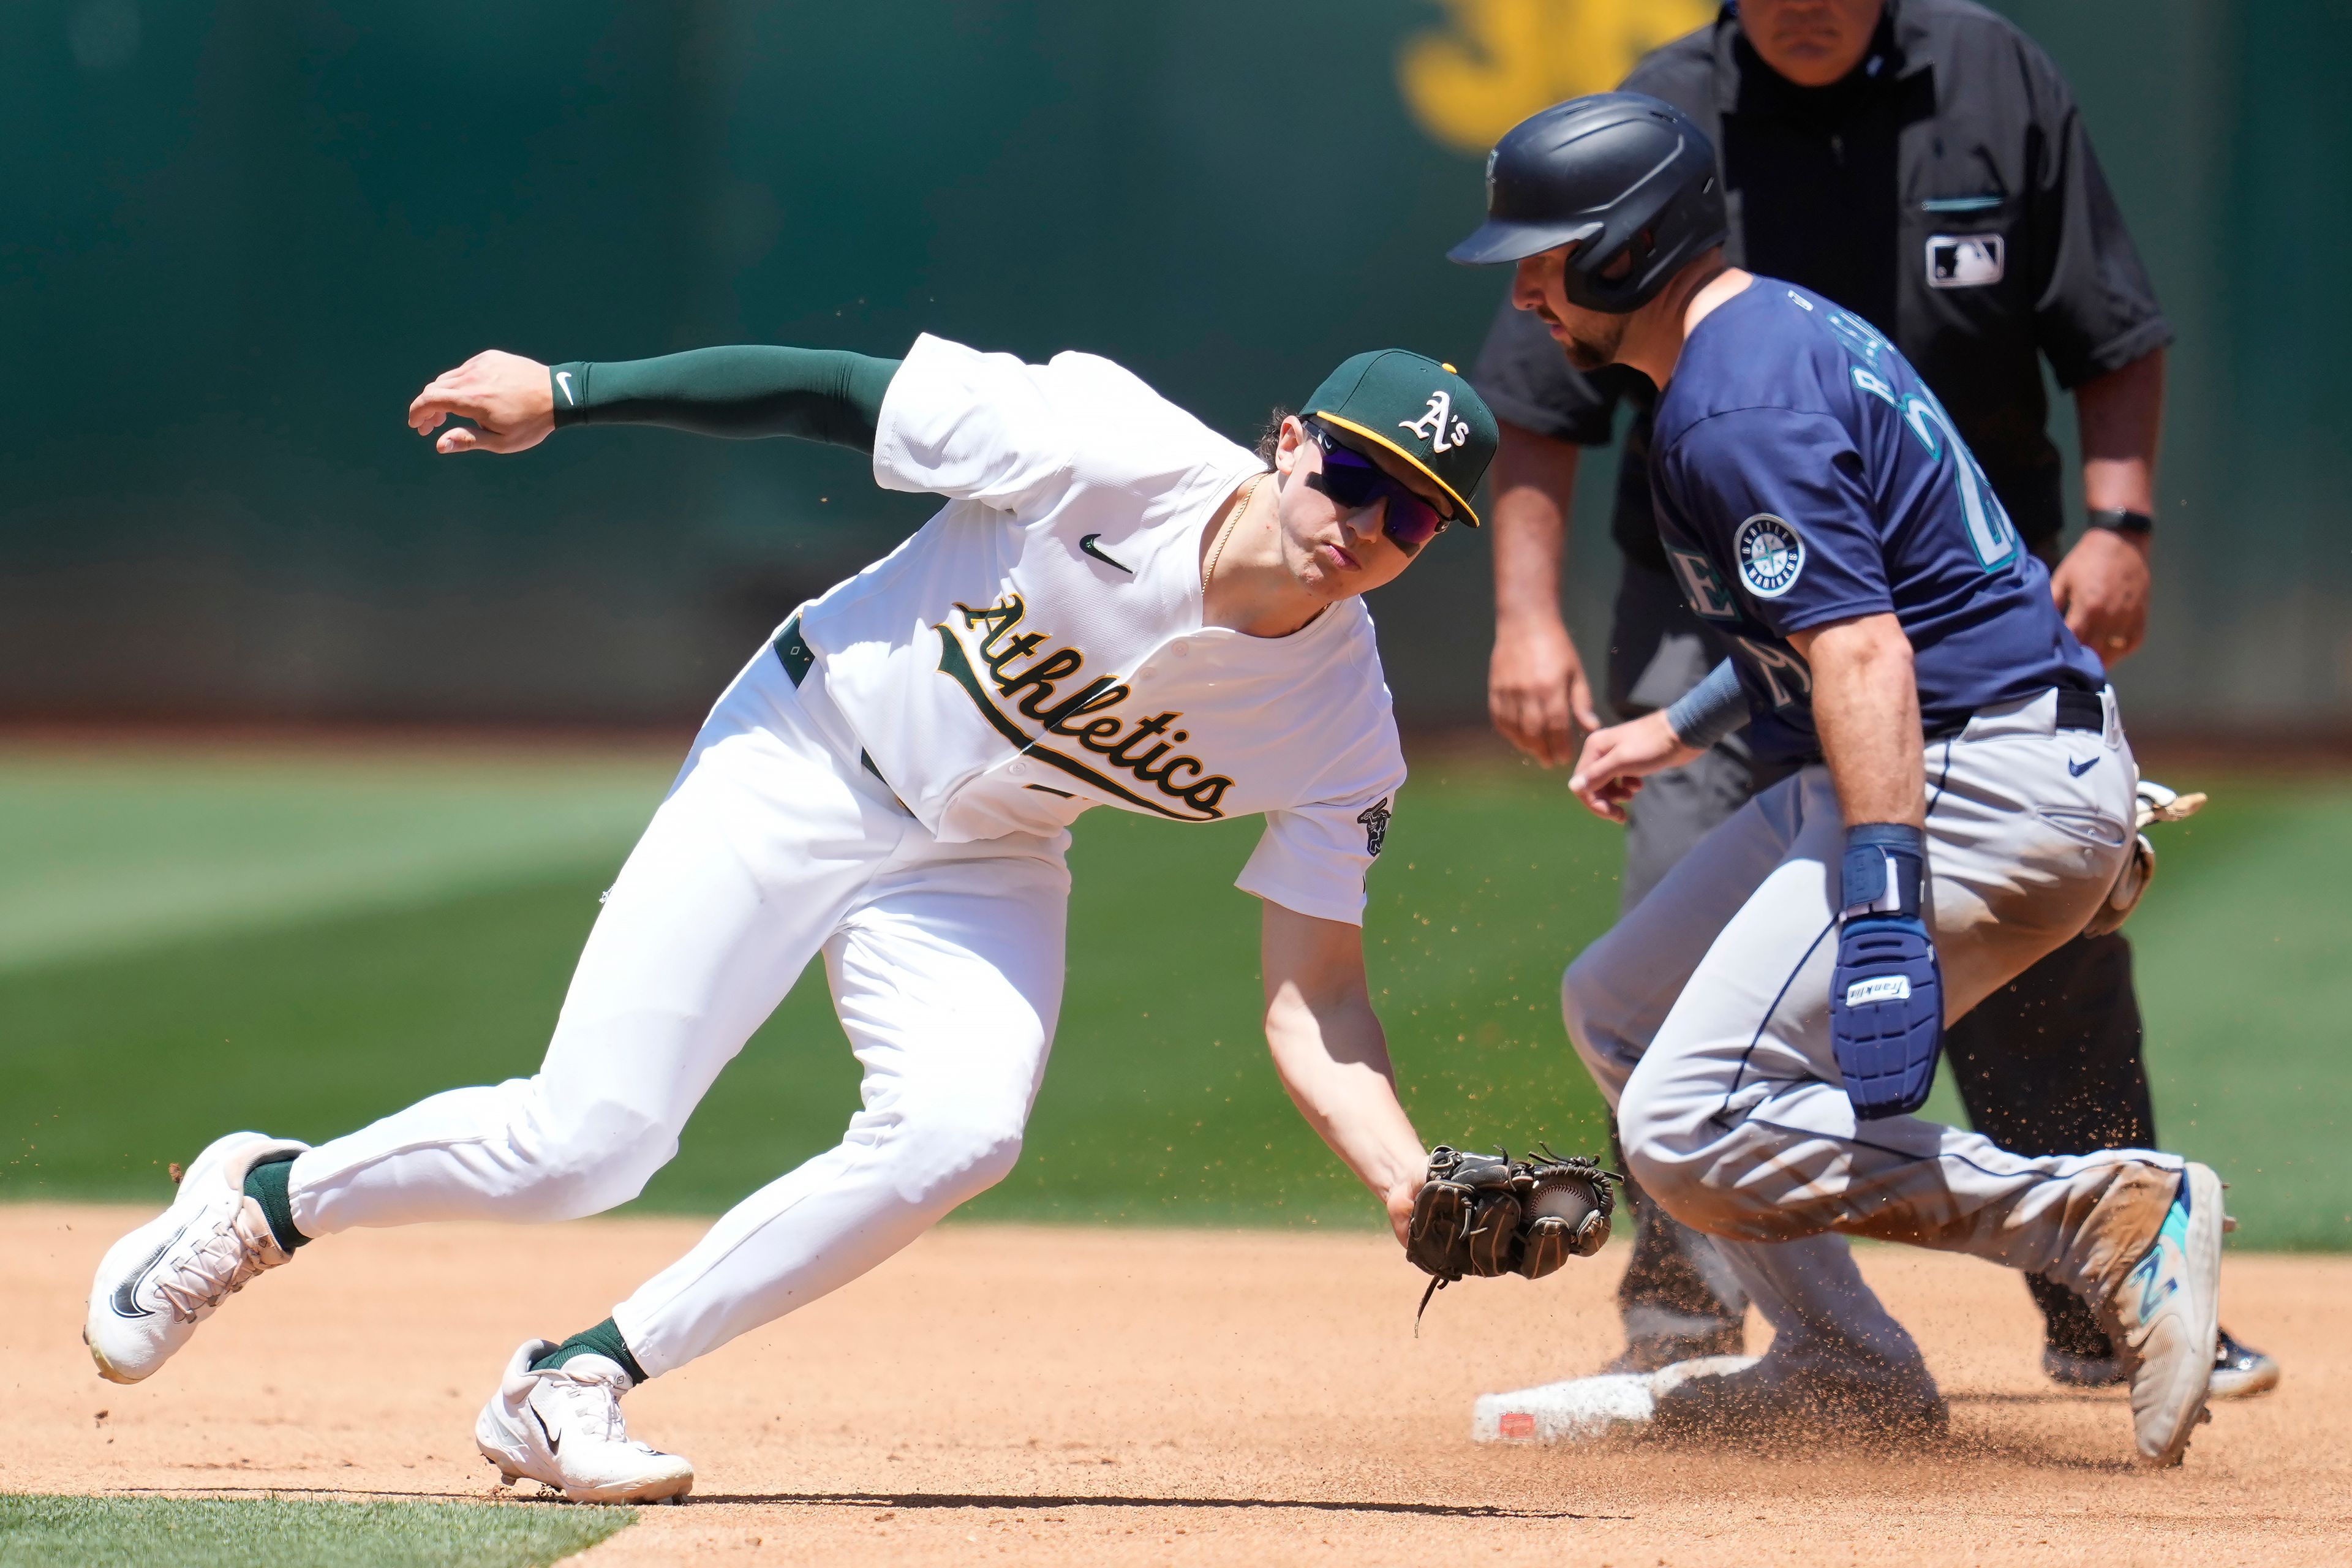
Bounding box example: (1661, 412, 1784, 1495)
(1647, 281, 2107, 766)
(1448, 94, 2227, 1468)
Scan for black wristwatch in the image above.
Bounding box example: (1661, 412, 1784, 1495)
(2084, 507, 2154, 537)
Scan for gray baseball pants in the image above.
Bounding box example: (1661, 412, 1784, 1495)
(1564, 687, 2173, 1369)
(1604, 564, 2152, 1361)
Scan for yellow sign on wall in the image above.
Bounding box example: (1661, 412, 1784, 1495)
(1399, 0, 1716, 155)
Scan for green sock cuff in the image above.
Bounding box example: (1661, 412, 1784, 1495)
(530, 1318, 649, 1387)
(241, 1155, 308, 1253)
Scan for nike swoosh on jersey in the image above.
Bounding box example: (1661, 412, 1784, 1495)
(556, 371, 576, 405)
(2068, 756, 2100, 777)
(1078, 534, 1133, 574)
(110, 1224, 187, 1319)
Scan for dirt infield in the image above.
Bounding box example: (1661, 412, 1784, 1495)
(9, 1206, 2345, 1566)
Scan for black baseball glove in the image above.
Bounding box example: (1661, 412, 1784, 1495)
(1405, 1145, 1619, 1323)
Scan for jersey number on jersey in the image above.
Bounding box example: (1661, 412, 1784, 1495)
(1849, 364, 2018, 571)
(1732, 635, 1813, 710)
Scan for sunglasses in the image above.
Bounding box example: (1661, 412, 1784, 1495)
(1302, 419, 1453, 551)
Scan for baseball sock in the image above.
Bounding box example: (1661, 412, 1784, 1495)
(241, 1155, 309, 1253)
(532, 1319, 649, 1387)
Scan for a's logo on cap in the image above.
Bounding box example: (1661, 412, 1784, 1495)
(1733, 513, 1804, 598)
(1401, 390, 1472, 454)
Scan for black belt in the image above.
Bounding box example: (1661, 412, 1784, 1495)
(2054, 687, 2107, 733)
(772, 615, 892, 785)
(1929, 685, 2107, 742)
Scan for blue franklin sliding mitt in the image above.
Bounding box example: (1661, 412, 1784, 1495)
(1829, 823, 1943, 1120)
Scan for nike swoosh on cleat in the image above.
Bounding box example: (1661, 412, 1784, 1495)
(2068, 756, 2100, 777)
(532, 1404, 560, 1454)
(1078, 534, 1133, 574)
(110, 1224, 187, 1319)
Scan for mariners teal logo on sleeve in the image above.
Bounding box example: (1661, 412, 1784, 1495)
(1733, 514, 1804, 598)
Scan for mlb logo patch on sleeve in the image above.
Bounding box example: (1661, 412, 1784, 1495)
(1926, 235, 2005, 289)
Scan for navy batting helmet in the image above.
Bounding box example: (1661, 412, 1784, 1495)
(1447, 92, 1727, 314)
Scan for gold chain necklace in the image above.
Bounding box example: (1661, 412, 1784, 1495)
(1204, 473, 1264, 590)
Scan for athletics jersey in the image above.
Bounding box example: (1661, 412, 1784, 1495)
(1649, 280, 2106, 764)
(798, 333, 1406, 925)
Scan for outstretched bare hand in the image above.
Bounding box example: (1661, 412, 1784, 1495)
(409, 350, 557, 455)
(1567, 710, 1702, 823)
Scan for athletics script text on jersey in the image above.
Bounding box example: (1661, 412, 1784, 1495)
(936, 593, 1234, 821)
(798, 334, 1407, 925)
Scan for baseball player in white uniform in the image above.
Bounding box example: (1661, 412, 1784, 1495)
(1449, 96, 2228, 1467)
(85, 333, 1500, 1501)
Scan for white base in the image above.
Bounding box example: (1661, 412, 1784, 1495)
(1472, 1355, 1758, 1444)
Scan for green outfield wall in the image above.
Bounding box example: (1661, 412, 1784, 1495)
(4, 1, 2346, 728)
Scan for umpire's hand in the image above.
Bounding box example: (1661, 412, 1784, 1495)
(409, 350, 557, 455)
(2050, 527, 2151, 664)
(1490, 617, 1602, 767)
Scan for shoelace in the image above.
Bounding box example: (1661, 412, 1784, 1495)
(152, 1219, 273, 1324)
(529, 1368, 631, 1446)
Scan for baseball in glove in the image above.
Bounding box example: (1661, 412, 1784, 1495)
(1404, 1145, 1619, 1325)
(2081, 775, 2207, 939)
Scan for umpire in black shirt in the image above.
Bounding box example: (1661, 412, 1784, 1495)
(1471, 0, 2278, 1398)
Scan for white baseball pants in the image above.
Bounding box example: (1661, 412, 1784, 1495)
(1564, 688, 2174, 1367)
(282, 641, 1070, 1376)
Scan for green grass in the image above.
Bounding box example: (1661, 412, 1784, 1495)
(0, 1495, 629, 1568)
(2106, 780, 2352, 1247)
(0, 753, 660, 975)
(1, 746, 2345, 1245)
(0, 748, 1623, 1227)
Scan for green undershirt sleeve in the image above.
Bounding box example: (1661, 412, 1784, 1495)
(545, 346, 901, 453)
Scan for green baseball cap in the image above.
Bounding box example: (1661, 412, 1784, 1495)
(1302, 350, 1499, 526)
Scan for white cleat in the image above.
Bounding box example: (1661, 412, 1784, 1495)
(2110, 1163, 2225, 1468)
(476, 1340, 694, 1506)
(83, 1131, 309, 1385)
